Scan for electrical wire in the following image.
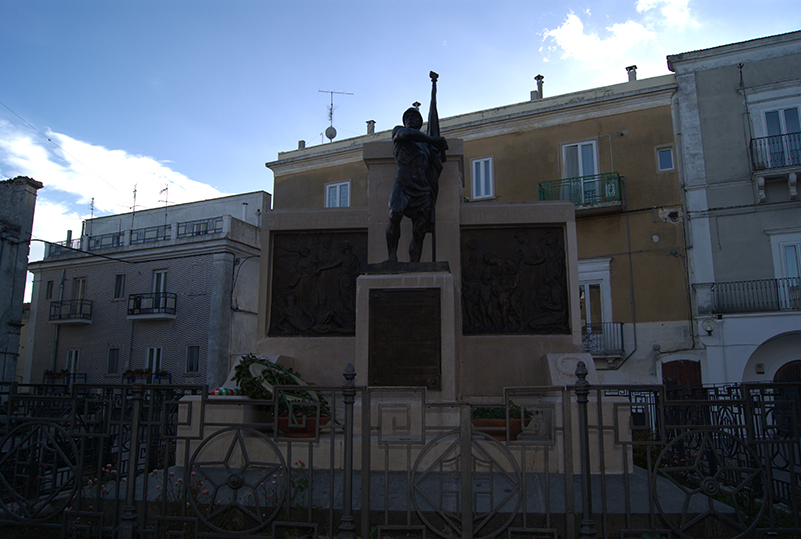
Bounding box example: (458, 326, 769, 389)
(0, 99, 121, 194)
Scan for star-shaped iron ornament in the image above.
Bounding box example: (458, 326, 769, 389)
(188, 427, 287, 534)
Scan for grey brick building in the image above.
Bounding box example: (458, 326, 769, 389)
(24, 191, 270, 388)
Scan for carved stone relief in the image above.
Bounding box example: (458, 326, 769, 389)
(461, 227, 569, 335)
(269, 231, 367, 336)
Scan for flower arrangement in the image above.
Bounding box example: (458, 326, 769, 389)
(233, 354, 330, 418)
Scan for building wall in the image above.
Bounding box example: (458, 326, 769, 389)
(670, 31, 801, 384)
(26, 192, 269, 388)
(29, 255, 215, 384)
(0, 176, 42, 382)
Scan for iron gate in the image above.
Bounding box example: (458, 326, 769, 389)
(0, 367, 799, 539)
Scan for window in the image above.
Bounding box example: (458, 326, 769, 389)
(657, 147, 675, 172)
(72, 278, 86, 300)
(113, 274, 126, 299)
(66, 350, 79, 374)
(578, 258, 617, 356)
(577, 259, 613, 324)
(767, 228, 801, 309)
(107, 348, 120, 374)
(471, 157, 494, 199)
(146, 347, 162, 373)
(325, 181, 350, 208)
(45, 280, 54, 299)
(765, 107, 801, 167)
(561, 140, 600, 204)
(562, 141, 598, 178)
(152, 270, 167, 294)
(186, 345, 200, 373)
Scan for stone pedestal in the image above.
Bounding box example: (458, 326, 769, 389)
(356, 271, 458, 401)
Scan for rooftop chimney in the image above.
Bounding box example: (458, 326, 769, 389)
(535, 74, 544, 99)
(366, 120, 375, 135)
(626, 65, 637, 82)
(298, 140, 305, 150)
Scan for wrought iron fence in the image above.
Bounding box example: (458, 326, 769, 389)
(712, 277, 801, 313)
(538, 172, 622, 206)
(1, 373, 799, 539)
(750, 132, 801, 170)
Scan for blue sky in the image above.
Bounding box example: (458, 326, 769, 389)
(2, 0, 800, 299)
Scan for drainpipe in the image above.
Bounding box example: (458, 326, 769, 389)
(597, 176, 637, 370)
(50, 269, 66, 372)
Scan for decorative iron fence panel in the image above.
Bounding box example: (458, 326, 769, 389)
(1, 374, 799, 539)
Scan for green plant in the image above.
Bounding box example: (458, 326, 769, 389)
(632, 429, 664, 470)
(471, 402, 531, 419)
(233, 354, 330, 417)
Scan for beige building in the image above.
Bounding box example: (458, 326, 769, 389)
(264, 70, 692, 387)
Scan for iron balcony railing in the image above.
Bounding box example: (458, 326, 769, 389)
(49, 299, 93, 321)
(712, 277, 801, 313)
(538, 172, 622, 206)
(581, 321, 624, 357)
(44, 238, 81, 257)
(750, 132, 801, 170)
(130, 224, 171, 244)
(87, 231, 124, 251)
(127, 292, 177, 316)
(177, 216, 223, 238)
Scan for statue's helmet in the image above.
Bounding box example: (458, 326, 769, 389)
(402, 107, 423, 127)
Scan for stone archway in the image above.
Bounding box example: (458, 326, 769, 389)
(742, 331, 801, 382)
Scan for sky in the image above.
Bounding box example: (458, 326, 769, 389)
(2, 0, 800, 301)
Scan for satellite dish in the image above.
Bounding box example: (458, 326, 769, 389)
(325, 126, 337, 141)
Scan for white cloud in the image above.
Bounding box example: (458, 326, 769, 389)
(543, 13, 656, 71)
(0, 119, 228, 301)
(1, 120, 227, 231)
(636, 0, 696, 27)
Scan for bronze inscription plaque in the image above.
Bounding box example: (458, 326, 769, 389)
(369, 288, 441, 389)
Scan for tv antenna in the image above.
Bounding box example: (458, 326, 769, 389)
(318, 89, 353, 142)
(159, 183, 170, 226)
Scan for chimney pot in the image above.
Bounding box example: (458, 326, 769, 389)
(298, 140, 306, 150)
(366, 120, 376, 135)
(626, 65, 637, 82)
(535, 74, 544, 98)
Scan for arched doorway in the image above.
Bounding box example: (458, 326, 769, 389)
(774, 360, 801, 382)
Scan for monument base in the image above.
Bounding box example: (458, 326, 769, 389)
(356, 271, 457, 401)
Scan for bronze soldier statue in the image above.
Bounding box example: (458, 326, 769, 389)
(385, 73, 448, 263)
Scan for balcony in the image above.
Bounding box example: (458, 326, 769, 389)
(130, 224, 171, 244)
(538, 172, 622, 213)
(581, 322, 625, 358)
(712, 277, 801, 314)
(45, 239, 81, 257)
(87, 232, 124, 251)
(127, 292, 177, 320)
(177, 217, 223, 238)
(750, 133, 801, 171)
(49, 299, 92, 324)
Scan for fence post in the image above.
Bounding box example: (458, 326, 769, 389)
(575, 361, 597, 539)
(120, 384, 144, 539)
(337, 364, 357, 539)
